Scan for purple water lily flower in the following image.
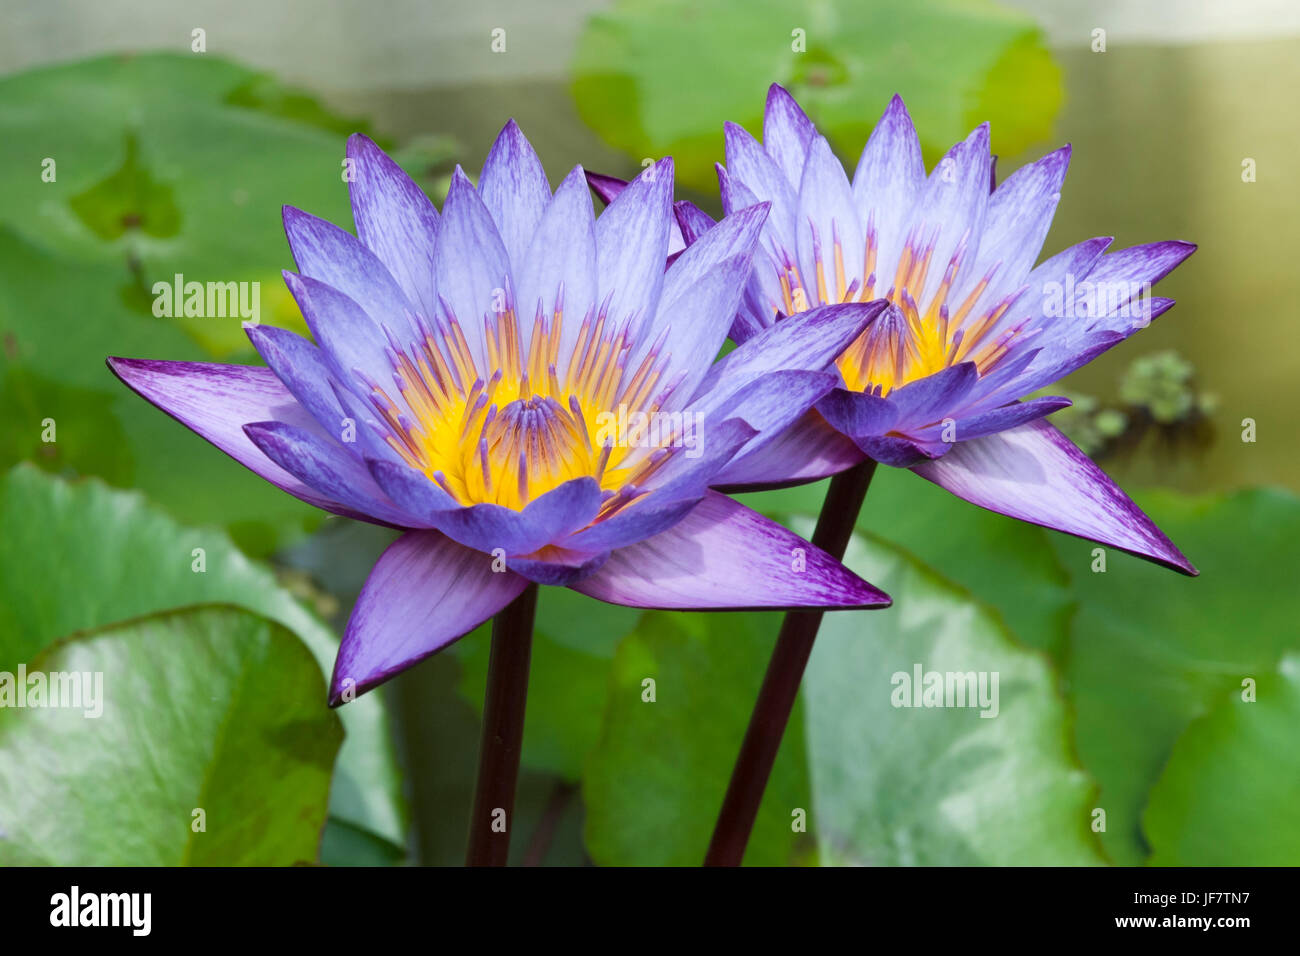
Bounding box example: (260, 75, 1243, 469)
(108, 121, 891, 704)
(594, 86, 1197, 573)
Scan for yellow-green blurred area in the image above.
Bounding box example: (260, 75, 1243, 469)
(0, 0, 1296, 867)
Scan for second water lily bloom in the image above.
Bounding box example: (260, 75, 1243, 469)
(593, 86, 1198, 574)
(108, 120, 891, 704)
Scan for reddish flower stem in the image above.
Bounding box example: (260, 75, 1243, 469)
(466, 582, 539, 867)
(705, 459, 878, 866)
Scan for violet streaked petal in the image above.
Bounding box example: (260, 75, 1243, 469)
(912, 419, 1196, 574)
(330, 530, 528, 703)
(106, 357, 370, 520)
(245, 324, 344, 436)
(797, 134, 866, 303)
(973, 145, 1070, 292)
(690, 300, 889, 414)
(243, 420, 415, 526)
(711, 408, 865, 491)
(594, 158, 673, 341)
(282, 205, 417, 342)
(346, 133, 440, 320)
(763, 83, 817, 187)
(478, 119, 551, 273)
(584, 170, 627, 206)
(673, 199, 716, 247)
(282, 270, 395, 393)
(723, 121, 800, 251)
(947, 396, 1072, 443)
(816, 386, 899, 438)
(433, 167, 512, 369)
(571, 491, 891, 610)
(518, 165, 599, 371)
(852, 95, 926, 284)
(905, 123, 992, 307)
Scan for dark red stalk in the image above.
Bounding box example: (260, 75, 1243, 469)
(466, 582, 539, 866)
(705, 459, 878, 866)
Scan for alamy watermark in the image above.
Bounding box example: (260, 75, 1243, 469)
(152, 273, 260, 327)
(0, 665, 103, 718)
(594, 405, 705, 458)
(1041, 274, 1153, 323)
(891, 663, 999, 718)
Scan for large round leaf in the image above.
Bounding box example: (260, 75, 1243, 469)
(1143, 654, 1300, 866)
(0, 605, 340, 865)
(1050, 488, 1300, 864)
(0, 464, 406, 847)
(803, 530, 1103, 865)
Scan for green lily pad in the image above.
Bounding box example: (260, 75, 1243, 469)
(1051, 487, 1300, 864)
(572, 0, 1062, 191)
(802, 530, 1104, 865)
(1143, 654, 1300, 866)
(583, 610, 816, 866)
(0, 464, 407, 847)
(0, 605, 341, 865)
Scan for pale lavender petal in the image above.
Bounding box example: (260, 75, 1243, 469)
(763, 83, 816, 187)
(571, 491, 891, 610)
(106, 357, 371, 520)
(518, 165, 599, 371)
(478, 119, 551, 272)
(723, 121, 800, 252)
(245, 324, 344, 436)
(912, 419, 1196, 574)
(973, 145, 1070, 292)
(433, 167, 512, 369)
(594, 158, 673, 341)
(282, 205, 418, 342)
(346, 133, 440, 320)
(330, 531, 529, 703)
(712, 408, 865, 490)
(243, 420, 415, 525)
(905, 123, 992, 307)
(852, 95, 926, 283)
(797, 134, 865, 303)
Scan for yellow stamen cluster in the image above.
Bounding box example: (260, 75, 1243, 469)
(771, 221, 1022, 395)
(366, 297, 679, 513)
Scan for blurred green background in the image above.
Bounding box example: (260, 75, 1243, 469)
(0, 0, 1296, 866)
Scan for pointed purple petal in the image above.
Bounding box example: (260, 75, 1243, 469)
(763, 83, 817, 187)
(245, 324, 344, 435)
(478, 119, 551, 272)
(912, 419, 1196, 574)
(712, 408, 865, 491)
(282, 205, 418, 342)
(571, 491, 891, 610)
(243, 420, 415, 525)
(594, 158, 674, 341)
(852, 95, 926, 283)
(331, 531, 528, 703)
(346, 133, 440, 320)
(106, 357, 371, 520)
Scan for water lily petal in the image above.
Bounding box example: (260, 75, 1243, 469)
(330, 530, 529, 703)
(283, 204, 418, 343)
(912, 419, 1196, 574)
(106, 357, 370, 520)
(763, 83, 817, 187)
(245, 324, 345, 435)
(346, 133, 440, 320)
(852, 95, 926, 285)
(711, 408, 865, 490)
(571, 491, 891, 610)
(594, 158, 673, 341)
(243, 420, 415, 525)
(478, 119, 551, 273)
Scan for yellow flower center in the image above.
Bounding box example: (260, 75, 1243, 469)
(367, 298, 679, 512)
(771, 224, 1022, 396)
